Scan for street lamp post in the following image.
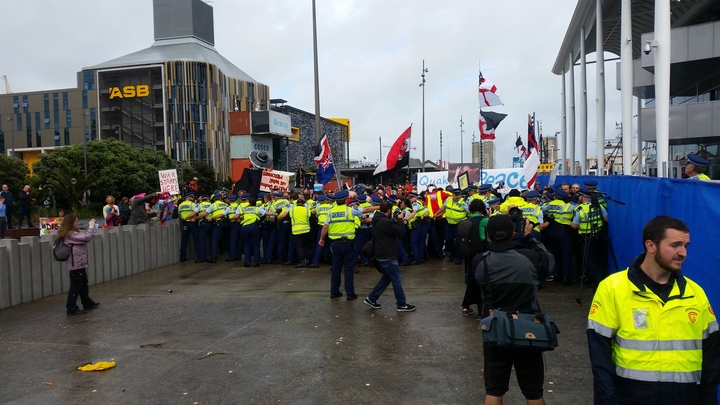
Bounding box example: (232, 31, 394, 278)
(459, 116, 465, 163)
(419, 60, 428, 172)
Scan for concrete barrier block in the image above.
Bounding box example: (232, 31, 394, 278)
(19, 243, 33, 304)
(108, 230, 119, 280)
(159, 224, 169, 267)
(86, 236, 97, 286)
(1, 239, 22, 306)
(126, 226, 139, 275)
(39, 239, 53, 298)
(137, 225, 147, 273)
(0, 246, 10, 309)
(149, 226, 158, 270)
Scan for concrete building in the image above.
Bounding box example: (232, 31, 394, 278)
(553, 0, 720, 179)
(471, 140, 495, 169)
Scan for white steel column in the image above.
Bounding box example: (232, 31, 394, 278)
(596, 0, 606, 176)
(654, 0, 671, 177)
(561, 72, 568, 176)
(637, 97, 643, 174)
(579, 28, 588, 175)
(621, 0, 634, 175)
(568, 52, 576, 175)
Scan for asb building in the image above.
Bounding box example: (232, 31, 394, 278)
(0, 0, 271, 180)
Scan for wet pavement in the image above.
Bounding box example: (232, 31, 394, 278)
(0, 258, 594, 404)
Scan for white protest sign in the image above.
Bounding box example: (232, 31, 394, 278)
(416, 171, 450, 192)
(260, 170, 295, 192)
(479, 168, 532, 190)
(158, 169, 180, 195)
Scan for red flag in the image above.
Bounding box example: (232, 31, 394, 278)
(374, 125, 412, 176)
(478, 110, 507, 141)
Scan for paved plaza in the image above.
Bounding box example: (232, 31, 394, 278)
(0, 259, 594, 404)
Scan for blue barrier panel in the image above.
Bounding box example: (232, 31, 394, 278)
(537, 174, 720, 310)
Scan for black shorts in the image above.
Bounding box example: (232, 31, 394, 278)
(483, 345, 545, 400)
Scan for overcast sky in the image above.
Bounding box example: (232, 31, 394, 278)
(0, 0, 625, 168)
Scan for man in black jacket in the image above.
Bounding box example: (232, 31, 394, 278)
(363, 201, 416, 312)
(474, 214, 550, 405)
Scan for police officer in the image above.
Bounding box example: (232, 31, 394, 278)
(433, 187, 469, 264)
(318, 190, 369, 300)
(521, 190, 544, 240)
(571, 188, 608, 284)
(205, 192, 229, 263)
(178, 192, 199, 262)
(240, 194, 276, 267)
(277, 193, 312, 268)
(309, 194, 332, 268)
(587, 216, 719, 404)
(272, 192, 292, 264)
(259, 192, 276, 264)
(542, 187, 575, 283)
(408, 192, 429, 264)
(226, 194, 242, 262)
(685, 153, 711, 181)
(195, 194, 213, 263)
(354, 194, 374, 267)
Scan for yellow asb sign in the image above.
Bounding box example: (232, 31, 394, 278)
(109, 85, 150, 99)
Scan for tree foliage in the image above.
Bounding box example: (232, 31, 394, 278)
(0, 154, 30, 195)
(42, 159, 95, 212)
(33, 139, 185, 205)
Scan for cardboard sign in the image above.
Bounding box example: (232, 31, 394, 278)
(158, 169, 180, 195)
(40, 217, 63, 235)
(260, 170, 294, 192)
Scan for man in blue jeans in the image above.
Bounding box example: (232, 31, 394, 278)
(363, 200, 416, 312)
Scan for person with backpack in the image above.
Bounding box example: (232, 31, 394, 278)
(459, 199, 490, 318)
(56, 214, 99, 315)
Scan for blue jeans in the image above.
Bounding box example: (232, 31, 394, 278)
(330, 240, 356, 296)
(368, 259, 407, 307)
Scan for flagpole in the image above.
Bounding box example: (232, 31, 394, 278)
(419, 60, 428, 172)
(480, 109, 484, 175)
(312, 0, 322, 143)
(460, 115, 465, 163)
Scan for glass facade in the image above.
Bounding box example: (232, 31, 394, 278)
(97, 66, 164, 150)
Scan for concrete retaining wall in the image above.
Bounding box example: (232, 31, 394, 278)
(0, 220, 183, 310)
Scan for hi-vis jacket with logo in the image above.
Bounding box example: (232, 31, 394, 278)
(587, 254, 719, 405)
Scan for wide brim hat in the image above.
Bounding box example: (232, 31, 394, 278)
(250, 151, 273, 170)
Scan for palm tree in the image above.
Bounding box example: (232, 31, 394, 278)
(44, 159, 95, 212)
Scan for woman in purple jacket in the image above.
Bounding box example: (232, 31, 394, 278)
(57, 214, 99, 315)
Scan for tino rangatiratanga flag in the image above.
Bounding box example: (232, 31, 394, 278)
(374, 125, 412, 176)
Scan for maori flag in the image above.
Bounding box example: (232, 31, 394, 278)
(374, 125, 412, 176)
(478, 110, 508, 140)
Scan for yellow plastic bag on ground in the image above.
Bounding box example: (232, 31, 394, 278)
(78, 361, 116, 371)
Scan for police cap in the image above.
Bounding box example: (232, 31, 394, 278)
(687, 153, 710, 167)
(330, 190, 349, 200)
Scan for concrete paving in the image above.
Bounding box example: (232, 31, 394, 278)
(0, 258, 594, 404)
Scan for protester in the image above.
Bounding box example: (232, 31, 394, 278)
(0, 184, 13, 229)
(102, 196, 120, 225)
(17, 185, 34, 228)
(118, 196, 131, 225)
(104, 206, 122, 227)
(57, 214, 100, 315)
(128, 191, 158, 225)
(363, 200, 416, 312)
(474, 215, 550, 405)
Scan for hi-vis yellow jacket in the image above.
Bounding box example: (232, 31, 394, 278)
(587, 255, 719, 404)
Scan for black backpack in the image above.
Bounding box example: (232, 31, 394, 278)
(53, 237, 73, 262)
(458, 216, 488, 257)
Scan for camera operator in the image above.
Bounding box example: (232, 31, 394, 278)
(363, 201, 416, 312)
(473, 215, 551, 404)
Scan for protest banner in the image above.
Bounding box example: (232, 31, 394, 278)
(416, 171, 450, 192)
(40, 217, 63, 235)
(260, 170, 294, 192)
(158, 169, 180, 195)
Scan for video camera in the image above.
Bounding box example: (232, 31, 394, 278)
(508, 207, 526, 235)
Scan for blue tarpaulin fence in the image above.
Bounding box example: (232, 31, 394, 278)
(537, 174, 720, 309)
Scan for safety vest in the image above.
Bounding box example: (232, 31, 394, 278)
(520, 202, 540, 224)
(290, 205, 311, 235)
(499, 196, 526, 213)
(242, 205, 261, 226)
(587, 267, 716, 384)
(197, 201, 212, 222)
(327, 205, 356, 240)
(227, 201, 241, 222)
(316, 203, 332, 225)
(575, 203, 603, 235)
(546, 200, 573, 225)
(273, 198, 290, 213)
(695, 173, 711, 181)
(444, 198, 467, 225)
(210, 201, 229, 220)
(178, 200, 195, 221)
(425, 190, 451, 217)
(408, 201, 428, 229)
(306, 199, 316, 211)
(358, 202, 373, 228)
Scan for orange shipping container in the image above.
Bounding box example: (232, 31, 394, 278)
(231, 158, 253, 182)
(229, 111, 251, 135)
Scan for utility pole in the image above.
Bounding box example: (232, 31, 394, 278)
(312, 0, 322, 142)
(460, 116, 465, 163)
(419, 60, 428, 172)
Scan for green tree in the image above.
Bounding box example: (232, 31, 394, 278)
(42, 159, 95, 212)
(0, 155, 30, 194)
(178, 160, 219, 195)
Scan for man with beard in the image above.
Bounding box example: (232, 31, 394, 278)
(587, 216, 719, 405)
